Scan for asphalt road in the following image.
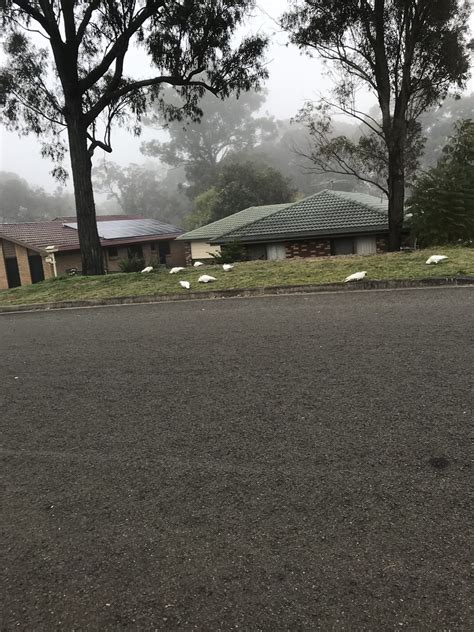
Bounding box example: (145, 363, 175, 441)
(1, 288, 472, 631)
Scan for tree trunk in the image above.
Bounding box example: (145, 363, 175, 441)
(387, 131, 406, 252)
(66, 112, 104, 275)
(387, 170, 404, 251)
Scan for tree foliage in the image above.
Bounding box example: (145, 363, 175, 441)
(419, 92, 474, 167)
(93, 160, 190, 226)
(282, 0, 471, 250)
(0, 1, 268, 274)
(294, 102, 425, 195)
(184, 187, 219, 230)
(141, 88, 277, 198)
(408, 119, 474, 246)
(200, 161, 296, 224)
(0, 171, 75, 222)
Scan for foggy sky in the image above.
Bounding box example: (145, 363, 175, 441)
(0, 0, 472, 192)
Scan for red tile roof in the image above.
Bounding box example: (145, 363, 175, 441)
(0, 216, 182, 252)
(0, 221, 80, 251)
(52, 214, 146, 222)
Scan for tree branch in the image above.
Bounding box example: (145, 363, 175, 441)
(78, 0, 166, 94)
(87, 132, 112, 157)
(320, 97, 384, 139)
(8, 14, 50, 40)
(60, 0, 76, 42)
(306, 39, 378, 91)
(37, 0, 62, 42)
(298, 156, 389, 196)
(11, 0, 51, 34)
(85, 74, 218, 125)
(292, 138, 388, 196)
(76, 0, 102, 45)
(10, 89, 65, 127)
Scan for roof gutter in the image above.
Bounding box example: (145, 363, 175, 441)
(212, 225, 389, 244)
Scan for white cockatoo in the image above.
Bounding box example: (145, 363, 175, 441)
(344, 271, 367, 282)
(179, 280, 190, 289)
(222, 264, 233, 271)
(193, 261, 204, 267)
(426, 255, 448, 265)
(169, 267, 184, 274)
(141, 266, 153, 273)
(198, 275, 216, 283)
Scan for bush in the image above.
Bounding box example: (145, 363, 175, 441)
(408, 119, 474, 246)
(210, 242, 248, 264)
(146, 257, 168, 272)
(118, 256, 145, 273)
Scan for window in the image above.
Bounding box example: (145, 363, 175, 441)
(127, 245, 143, 259)
(150, 242, 157, 251)
(108, 246, 118, 259)
(158, 241, 171, 264)
(331, 238, 354, 255)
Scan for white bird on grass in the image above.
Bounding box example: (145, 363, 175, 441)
(222, 264, 233, 271)
(179, 280, 190, 289)
(194, 261, 204, 267)
(141, 266, 153, 273)
(344, 271, 367, 282)
(426, 255, 448, 265)
(198, 275, 217, 283)
(169, 267, 184, 274)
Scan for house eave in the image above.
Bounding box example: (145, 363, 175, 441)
(0, 232, 48, 255)
(213, 225, 389, 244)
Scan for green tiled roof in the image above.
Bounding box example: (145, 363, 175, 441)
(213, 190, 388, 243)
(177, 203, 290, 241)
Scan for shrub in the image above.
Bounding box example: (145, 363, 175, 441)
(118, 256, 145, 273)
(408, 119, 474, 246)
(210, 242, 248, 264)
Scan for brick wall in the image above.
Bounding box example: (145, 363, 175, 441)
(2, 239, 16, 257)
(0, 241, 8, 290)
(15, 244, 32, 286)
(105, 246, 129, 272)
(285, 239, 332, 259)
(184, 242, 192, 266)
(142, 243, 152, 264)
(55, 251, 83, 276)
(105, 242, 175, 271)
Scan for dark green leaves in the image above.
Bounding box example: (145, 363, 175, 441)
(409, 119, 474, 245)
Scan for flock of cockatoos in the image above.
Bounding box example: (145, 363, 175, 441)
(342, 254, 448, 282)
(140, 254, 449, 287)
(152, 260, 234, 289)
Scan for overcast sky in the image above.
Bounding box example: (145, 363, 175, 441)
(0, 0, 472, 191)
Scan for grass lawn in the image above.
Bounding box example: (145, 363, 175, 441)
(0, 246, 472, 306)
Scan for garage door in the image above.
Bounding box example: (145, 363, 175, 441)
(355, 236, 377, 255)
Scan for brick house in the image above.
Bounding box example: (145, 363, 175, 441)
(212, 190, 391, 260)
(177, 203, 290, 265)
(178, 190, 391, 265)
(0, 215, 185, 290)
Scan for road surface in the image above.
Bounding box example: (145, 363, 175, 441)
(1, 288, 472, 630)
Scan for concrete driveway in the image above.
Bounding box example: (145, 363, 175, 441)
(1, 288, 472, 630)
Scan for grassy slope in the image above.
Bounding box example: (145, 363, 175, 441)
(0, 246, 472, 306)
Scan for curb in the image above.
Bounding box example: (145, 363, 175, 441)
(0, 276, 473, 314)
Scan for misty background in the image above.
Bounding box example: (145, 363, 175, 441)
(1, 0, 473, 227)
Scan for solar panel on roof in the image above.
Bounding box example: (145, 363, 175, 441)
(64, 219, 180, 239)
